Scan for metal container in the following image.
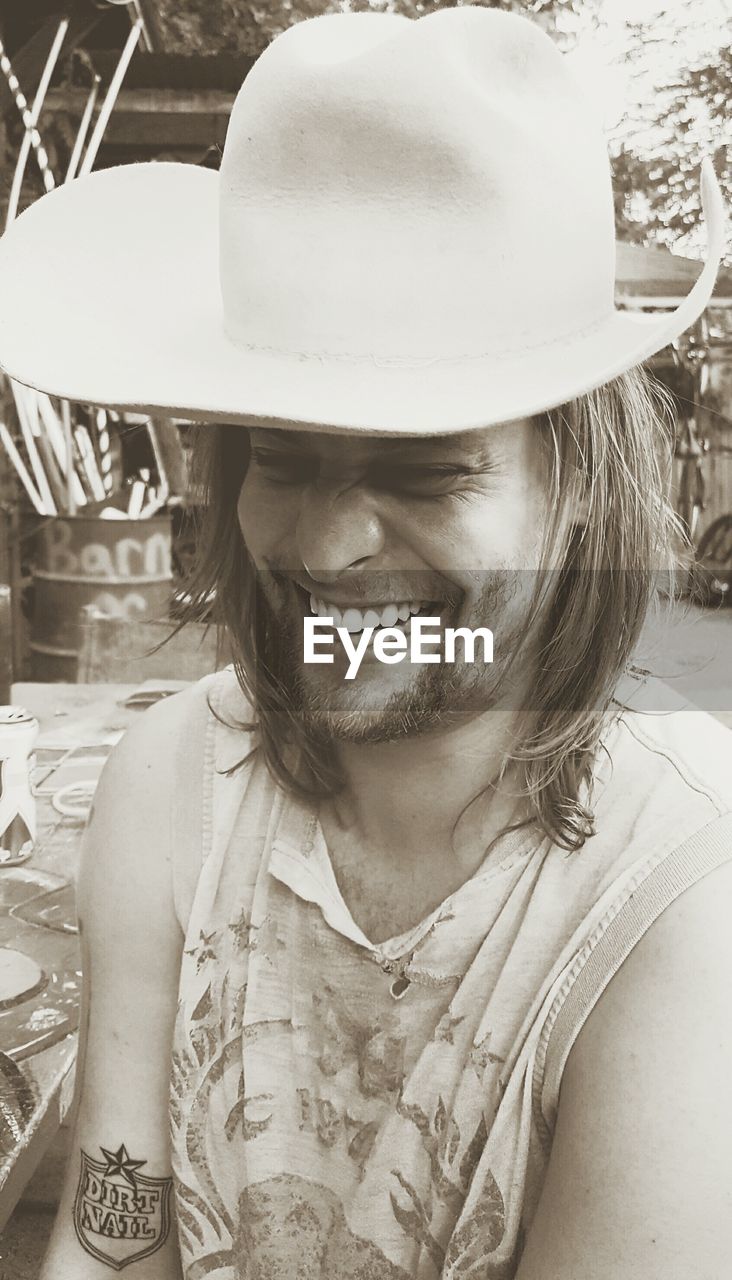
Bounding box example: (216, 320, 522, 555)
(0, 706, 38, 866)
(30, 514, 173, 680)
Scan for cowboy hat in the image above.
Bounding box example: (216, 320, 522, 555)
(0, 6, 725, 435)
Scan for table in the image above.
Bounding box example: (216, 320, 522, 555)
(0, 681, 187, 1230)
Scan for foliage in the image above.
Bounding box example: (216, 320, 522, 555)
(610, 9, 732, 257)
(150, 0, 594, 56)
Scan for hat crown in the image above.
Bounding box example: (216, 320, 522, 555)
(219, 7, 616, 362)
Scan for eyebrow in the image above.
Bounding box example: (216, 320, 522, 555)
(379, 441, 484, 463)
(252, 430, 494, 466)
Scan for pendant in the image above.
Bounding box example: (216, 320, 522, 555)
(390, 975, 412, 999)
(377, 951, 414, 999)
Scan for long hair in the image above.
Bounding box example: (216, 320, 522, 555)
(182, 365, 678, 851)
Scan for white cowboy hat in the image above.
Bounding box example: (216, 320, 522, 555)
(0, 6, 725, 435)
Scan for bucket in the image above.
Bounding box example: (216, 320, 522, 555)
(30, 514, 173, 681)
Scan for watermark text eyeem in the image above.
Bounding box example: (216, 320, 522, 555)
(304, 616, 494, 680)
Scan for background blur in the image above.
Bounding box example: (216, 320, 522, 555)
(2, 0, 730, 256)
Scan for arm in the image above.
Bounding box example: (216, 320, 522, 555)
(39, 687, 204, 1279)
(516, 857, 732, 1280)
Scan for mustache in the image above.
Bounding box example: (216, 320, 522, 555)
(263, 568, 463, 608)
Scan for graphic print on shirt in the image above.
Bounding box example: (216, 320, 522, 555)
(172, 907, 513, 1278)
(310, 981, 408, 1101)
(171, 672, 732, 1280)
(389, 1098, 505, 1273)
(235, 1175, 414, 1279)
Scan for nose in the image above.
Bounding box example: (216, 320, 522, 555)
(296, 485, 385, 579)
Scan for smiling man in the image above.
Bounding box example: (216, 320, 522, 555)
(1, 7, 732, 1280)
(240, 422, 548, 731)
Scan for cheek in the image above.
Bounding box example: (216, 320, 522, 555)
(410, 493, 551, 606)
(506, 492, 550, 567)
(474, 474, 550, 569)
(237, 475, 295, 565)
(416, 498, 544, 575)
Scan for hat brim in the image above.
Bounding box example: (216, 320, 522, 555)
(0, 160, 725, 435)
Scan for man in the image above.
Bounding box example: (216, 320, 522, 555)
(0, 8, 730, 1279)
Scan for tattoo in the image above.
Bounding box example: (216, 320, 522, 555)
(73, 1144, 172, 1271)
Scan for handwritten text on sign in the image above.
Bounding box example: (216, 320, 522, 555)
(43, 521, 172, 581)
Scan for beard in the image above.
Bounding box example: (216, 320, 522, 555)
(251, 569, 539, 745)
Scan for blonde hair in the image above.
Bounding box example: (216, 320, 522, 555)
(506, 368, 678, 848)
(184, 365, 677, 851)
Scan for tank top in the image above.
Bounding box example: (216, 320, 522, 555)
(169, 667, 732, 1279)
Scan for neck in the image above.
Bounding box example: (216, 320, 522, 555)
(328, 707, 530, 873)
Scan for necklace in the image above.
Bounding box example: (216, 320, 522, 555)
(373, 949, 461, 1000)
(377, 952, 415, 1000)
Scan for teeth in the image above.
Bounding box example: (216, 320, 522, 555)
(342, 608, 365, 633)
(308, 595, 342, 625)
(307, 595, 440, 632)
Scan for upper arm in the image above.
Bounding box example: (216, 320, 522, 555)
(516, 858, 732, 1280)
(40, 686, 206, 1279)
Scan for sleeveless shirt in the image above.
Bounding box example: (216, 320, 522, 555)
(169, 667, 732, 1280)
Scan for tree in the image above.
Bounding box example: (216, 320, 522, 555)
(150, 0, 596, 57)
(609, 6, 732, 257)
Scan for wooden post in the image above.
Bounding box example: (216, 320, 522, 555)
(134, 0, 166, 51)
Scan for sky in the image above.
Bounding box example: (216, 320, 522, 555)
(565, 0, 732, 137)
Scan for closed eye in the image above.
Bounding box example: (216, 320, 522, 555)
(368, 464, 481, 495)
(250, 450, 485, 495)
(250, 449, 317, 486)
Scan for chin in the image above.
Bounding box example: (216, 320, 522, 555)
(294, 663, 499, 744)
(294, 666, 422, 742)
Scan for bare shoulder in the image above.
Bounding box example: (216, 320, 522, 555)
(572, 852, 732, 1050)
(78, 678, 215, 939)
(517, 857, 732, 1280)
(94, 676, 214, 798)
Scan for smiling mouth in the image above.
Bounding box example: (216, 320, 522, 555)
(296, 587, 444, 635)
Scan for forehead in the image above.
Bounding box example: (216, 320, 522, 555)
(247, 424, 520, 464)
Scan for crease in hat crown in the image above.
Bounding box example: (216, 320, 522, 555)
(219, 6, 617, 363)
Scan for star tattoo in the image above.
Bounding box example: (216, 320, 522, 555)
(99, 1144, 147, 1187)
